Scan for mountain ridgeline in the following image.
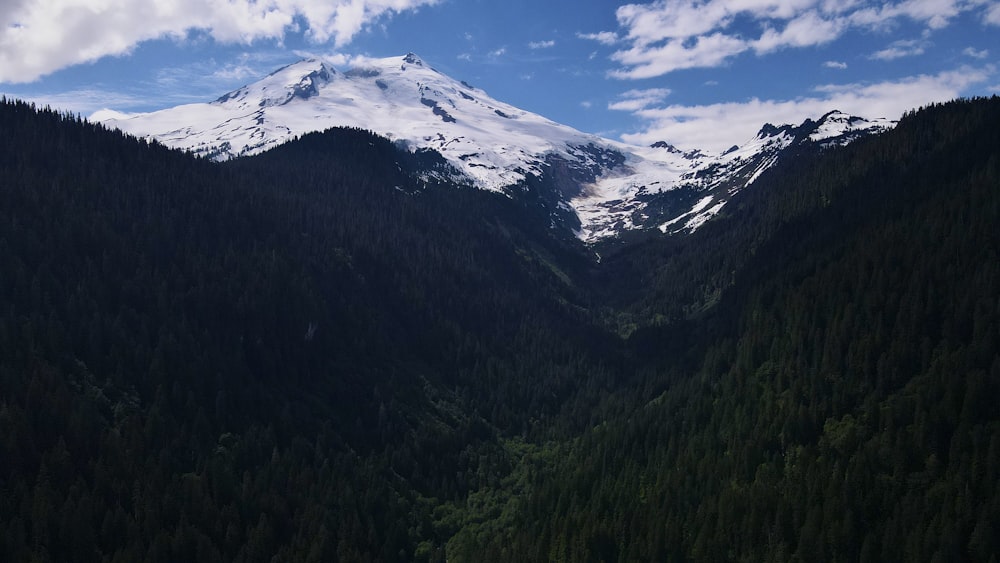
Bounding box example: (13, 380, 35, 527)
(96, 55, 892, 243)
(1, 95, 998, 562)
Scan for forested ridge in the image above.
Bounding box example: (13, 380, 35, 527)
(461, 98, 1000, 562)
(0, 95, 997, 561)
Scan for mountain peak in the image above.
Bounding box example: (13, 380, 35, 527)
(808, 109, 895, 145)
(650, 141, 709, 162)
(756, 122, 795, 139)
(96, 57, 896, 244)
(214, 58, 335, 107)
(263, 58, 337, 85)
(650, 140, 681, 153)
(402, 52, 425, 66)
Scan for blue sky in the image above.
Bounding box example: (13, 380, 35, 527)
(1, 0, 998, 152)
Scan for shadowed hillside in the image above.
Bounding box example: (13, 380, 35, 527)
(1, 96, 998, 562)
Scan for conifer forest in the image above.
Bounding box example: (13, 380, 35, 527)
(1, 96, 998, 561)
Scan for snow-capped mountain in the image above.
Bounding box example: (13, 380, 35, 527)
(576, 110, 894, 239)
(95, 54, 893, 242)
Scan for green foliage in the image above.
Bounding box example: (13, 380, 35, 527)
(457, 97, 1000, 561)
(0, 97, 614, 561)
(1, 95, 998, 561)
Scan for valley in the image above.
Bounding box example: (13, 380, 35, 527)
(0, 91, 997, 562)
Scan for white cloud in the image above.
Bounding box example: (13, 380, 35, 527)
(870, 38, 928, 60)
(577, 31, 619, 45)
(528, 39, 556, 49)
(846, 0, 963, 30)
(893, 0, 964, 28)
(146, 50, 318, 98)
(753, 10, 845, 54)
(963, 47, 989, 59)
(291, 51, 384, 69)
(610, 33, 748, 78)
(824, 60, 848, 69)
(606, 0, 991, 79)
(608, 87, 672, 111)
(615, 0, 731, 44)
(2, 88, 151, 116)
(490, 47, 507, 58)
(298, 51, 349, 66)
(986, 2, 1000, 24)
(580, 100, 593, 109)
(0, 0, 439, 83)
(617, 66, 993, 152)
(211, 64, 259, 81)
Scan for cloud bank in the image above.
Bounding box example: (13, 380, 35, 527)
(579, 0, 1000, 79)
(528, 39, 556, 49)
(614, 66, 994, 153)
(0, 0, 439, 83)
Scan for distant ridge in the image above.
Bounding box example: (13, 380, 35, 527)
(97, 54, 893, 242)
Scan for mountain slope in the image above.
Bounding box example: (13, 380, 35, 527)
(445, 97, 1000, 563)
(0, 98, 616, 562)
(95, 54, 892, 242)
(98, 54, 606, 190)
(577, 109, 893, 240)
(2, 94, 998, 563)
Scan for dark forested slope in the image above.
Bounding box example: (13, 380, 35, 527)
(1, 96, 998, 562)
(0, 98, 615, 562)
(458, 98, 1000, 562)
